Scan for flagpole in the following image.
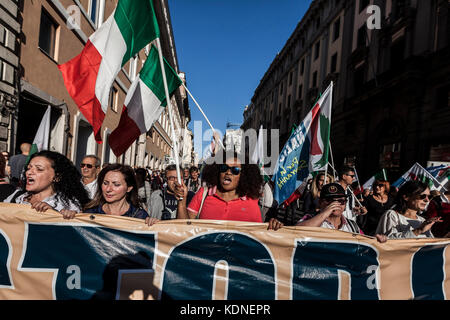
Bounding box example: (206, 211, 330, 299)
(182, 84, 225, 150)
(353, 165, 363, 200)
(325, 81, 334, 180)
(155, 38, 183, 189)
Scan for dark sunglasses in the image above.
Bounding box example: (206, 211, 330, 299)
(219, 164, 241, 175)
(418, 194, 431, 201)
(80, 163, 96, 169)
(346, 174, 355, 178)
(325, 198, 347, 205)
(375, 184, 385, 188)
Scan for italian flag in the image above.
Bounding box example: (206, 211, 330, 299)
(108, 45, 182, 157)
(309, 82, 332, 172)
(58, 0, 160, 143)
(26, 106, 51, 164)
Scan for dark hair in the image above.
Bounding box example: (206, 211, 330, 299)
(338, 165, 354, 178)
(189, 166, 199, 174)
(372, 179, 390, 194)
(28, 150, 90, 208)
(86, 164, 140, 209)
(135, 168, 147, 189)
(395, 180, 429, 213)
(201, 152, 263, 199)
(0, 152, 6, 179)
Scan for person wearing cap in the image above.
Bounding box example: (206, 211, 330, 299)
(296, 182, 362, 233)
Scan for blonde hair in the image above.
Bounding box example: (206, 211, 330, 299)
(311, 172, 335, 199)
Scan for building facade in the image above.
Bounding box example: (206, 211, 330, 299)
(243, 0, 450, 181)
(3, 0, 191, 170)
(0, 0, 20, 153)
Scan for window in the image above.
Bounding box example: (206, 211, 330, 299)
(357, 25, 367, 48)
(298, 84, 303, 99)
(333, 18, 340, 42)
(109, 87, 118, 112)
(330, 53, 338, 73)
(39, 9, 58, 59)
(435, 85, 450, 109)
(312, 71, 318, 88)
(287, 95, 291, 109)
(359, 0, 370, 13)
(280, 82, 283, 95)
(315, 17, 321, 30)
(314, 41, 320, 60)
(354, 66, 365, 95)
(289, 72, 293, 86)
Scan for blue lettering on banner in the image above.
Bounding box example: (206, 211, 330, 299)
(412, 244, 448, 300)
(0, 229, 12, 288)
(292, 240, 380, 300)
(19, 223, 156, 300)
(161, 232, 276, 300)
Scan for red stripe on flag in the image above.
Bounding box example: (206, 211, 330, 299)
(58, 40, 105, 143)
(109, 106, 141, 157)
(309, 102, 322, 156)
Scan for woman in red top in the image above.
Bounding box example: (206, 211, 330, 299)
(176, 153, 282, 230)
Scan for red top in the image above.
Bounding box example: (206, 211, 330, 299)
(187, 186, 262, 222)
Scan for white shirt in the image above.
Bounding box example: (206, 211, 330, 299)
(83, 179, 98, 200)
(4, 190, 82, 212)
(375, 209, 433, 239)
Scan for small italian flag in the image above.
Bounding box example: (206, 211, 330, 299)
(26, 106, 51, 164)
(108, 45, 182, 157)
(59, 0, 160, 143)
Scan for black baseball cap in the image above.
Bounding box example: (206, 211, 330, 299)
(320, 183, 349, 199)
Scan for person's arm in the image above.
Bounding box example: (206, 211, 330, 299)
(296, 201, 342, 227)
(175, 181, 197, 219)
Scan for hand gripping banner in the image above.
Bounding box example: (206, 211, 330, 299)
(0, 203, 448, 300)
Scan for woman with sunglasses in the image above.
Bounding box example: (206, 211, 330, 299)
(302, 172, 334, 215)
(359, 180, 395, 236)
(176, 153, 283, 230)
(375, 181, 442, 239)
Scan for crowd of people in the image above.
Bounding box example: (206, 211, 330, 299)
(0, 147, 448, 240)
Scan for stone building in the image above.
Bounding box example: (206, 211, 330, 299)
(243, 0, 450, 181)
(0, 0, 20, 153)
(4, 0, 191, 170)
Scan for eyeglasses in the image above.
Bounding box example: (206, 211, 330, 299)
(80, 163, 96, 169)
(375, 184, 385, 188)
(219, 164, 241, 175)
(346, 174, 355, 178)
(166, 176, 177, 182)
(418, 194, 431, 201)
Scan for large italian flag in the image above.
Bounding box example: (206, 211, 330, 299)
(308, 82, 332, 172)
(58, 0, 160, 143)
(108, 45, 182, 157)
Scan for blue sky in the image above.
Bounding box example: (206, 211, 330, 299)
(168, 0, 312, 157)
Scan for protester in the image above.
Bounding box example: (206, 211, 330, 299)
(0, 152, 16, 201)
(148, 164, 195, 221)
(302, 172, 334, 215)
(176, 153, 283, 230)
(375, 181, 442, 239)
(360, 180, 395, 236)
(8, 143, 31, 187)
(1, 151, 10, 181)
(84, 164, 157, 224)
(186, 166, 202, 193)
(183, 167, 190, 185)
(296, 183, 387, 242)
(135, 167, 152, 210)
(424, 189, 450, 238)
(80, 155, 100, 199)
(4, 150, 90, 217)
(337, 165, 367, 220)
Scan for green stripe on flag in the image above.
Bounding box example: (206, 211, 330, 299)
(140, 45, 183, 107)
(115, 0, 160, 66)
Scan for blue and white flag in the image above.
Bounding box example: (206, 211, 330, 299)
(392, 162, 447, 191)
(272, 83, 333, 205)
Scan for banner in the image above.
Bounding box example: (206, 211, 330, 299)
(0, 203, 449, 300)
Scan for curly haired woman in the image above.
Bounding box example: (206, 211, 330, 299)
(4, 150, 90, 217)
(175, 152, 283, 230)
